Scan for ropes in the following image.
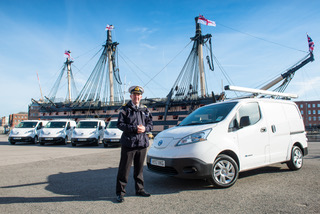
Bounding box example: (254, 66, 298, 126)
(143, 40, 193, 88)
(218, 23, 308, 53)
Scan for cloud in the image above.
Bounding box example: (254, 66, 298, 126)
(140, 43, 156, 49)
(291, 76, 320, 99)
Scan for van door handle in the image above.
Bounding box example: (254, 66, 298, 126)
(271, 125, 276, 133)
(260, 127, 267, 132)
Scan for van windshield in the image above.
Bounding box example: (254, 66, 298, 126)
(16, 122, 38, 128)
(179, 102, 238, 126)
(77, 121, 98, 128)
(107, 121, 118, 129)
(45, 122, 66, 128)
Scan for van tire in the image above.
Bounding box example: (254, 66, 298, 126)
(286, 146, 303, 170)
(9, 140, 15, 145)
(34, 136, 38, 144)
(209, 154, 239, 188)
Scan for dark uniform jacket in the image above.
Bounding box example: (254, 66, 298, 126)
(117, 100, 153, 148)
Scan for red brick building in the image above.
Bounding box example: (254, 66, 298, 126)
(295, 100, 320, 129)
(1, 117, 7, 126)
(9, 112, 28, 128)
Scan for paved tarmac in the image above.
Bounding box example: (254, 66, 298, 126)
(0, 134, 319, 214)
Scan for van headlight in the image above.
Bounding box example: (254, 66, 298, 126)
(26, 130, 34, 134)
(176, 129, 212, 146)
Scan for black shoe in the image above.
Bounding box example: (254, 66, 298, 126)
(136, 191, 151, 197)
(116, 195, 124, 203)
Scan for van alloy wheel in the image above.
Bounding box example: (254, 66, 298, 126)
(286, 146, 303, 170)
(210, 154, 239, 188)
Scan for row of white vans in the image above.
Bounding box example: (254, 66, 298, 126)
(8, 119, 122, 147)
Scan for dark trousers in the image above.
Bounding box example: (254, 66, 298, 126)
(116, 146, 147, 196)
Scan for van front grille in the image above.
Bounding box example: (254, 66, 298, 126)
(147, 163, 178, 175)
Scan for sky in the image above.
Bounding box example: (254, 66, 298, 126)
(0, 0, 319, 117)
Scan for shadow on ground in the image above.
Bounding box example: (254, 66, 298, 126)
(0, 164, 291, 204)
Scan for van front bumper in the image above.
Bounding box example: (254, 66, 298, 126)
(71, 138, 98, 144)
(39, 137, 65, 144)
(146, 155, 212, 179)
(8, 136, 34, 143)
(103, 139, 121, 146)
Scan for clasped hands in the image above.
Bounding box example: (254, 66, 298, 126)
(137, 124, 146, 133)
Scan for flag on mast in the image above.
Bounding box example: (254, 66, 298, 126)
(64, 50, 71, 59)
(105, 24, 114, 31)
(307, 34, 315, 53)
(197, 15, 216, 27)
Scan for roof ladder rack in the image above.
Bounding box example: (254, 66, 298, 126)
(224, 85, 298, 99)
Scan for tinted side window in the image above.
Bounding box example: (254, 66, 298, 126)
(238, 102, 261, 126)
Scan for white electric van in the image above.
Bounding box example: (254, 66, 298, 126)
(103, 119, 123, 147)
(71, 119, 106, 146)
(147, 97, 308, 188)
(39, 119, 76, 145)
(8, 120, 47, 145)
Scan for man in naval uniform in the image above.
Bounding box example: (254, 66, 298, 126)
(116, 85, 153, 203)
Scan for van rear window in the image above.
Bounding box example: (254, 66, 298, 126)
(179, 102, 237, 126)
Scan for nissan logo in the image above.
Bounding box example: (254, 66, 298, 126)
(158, 140, 163, 146)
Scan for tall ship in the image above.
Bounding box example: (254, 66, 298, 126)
(29, 16, 314, 135)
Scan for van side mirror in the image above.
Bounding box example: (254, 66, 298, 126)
(240, 116, 250, 128)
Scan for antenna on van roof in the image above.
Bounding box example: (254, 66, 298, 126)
(224, 85, 298, 99)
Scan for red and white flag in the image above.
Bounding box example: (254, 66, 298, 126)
(197, 15, 216, 27)
(64, 50, 71, 59)
(105, 24, 114, 31)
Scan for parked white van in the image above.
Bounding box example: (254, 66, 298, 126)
(39, 119, 76, 145)
(8, 120, 47, 145)
(103, 119, 123, 147)
(71, 119, 106, 146)
(147, 97, 308, 188)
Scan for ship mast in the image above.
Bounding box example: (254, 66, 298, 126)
(260, 53, 314, 91)
(195, 17, 206, 97)
(66, 57, 73, 102)
(107, 29, 114, 105)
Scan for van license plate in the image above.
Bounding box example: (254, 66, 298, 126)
(151, 159, 165, 167)
(78, 139, 86, 141)
(14, 137, 21, 140)
(45, 138, 53, 140)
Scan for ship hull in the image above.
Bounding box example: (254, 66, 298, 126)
(29, 97, 217, 135)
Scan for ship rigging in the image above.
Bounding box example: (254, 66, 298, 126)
(30, 16, 315, 134)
